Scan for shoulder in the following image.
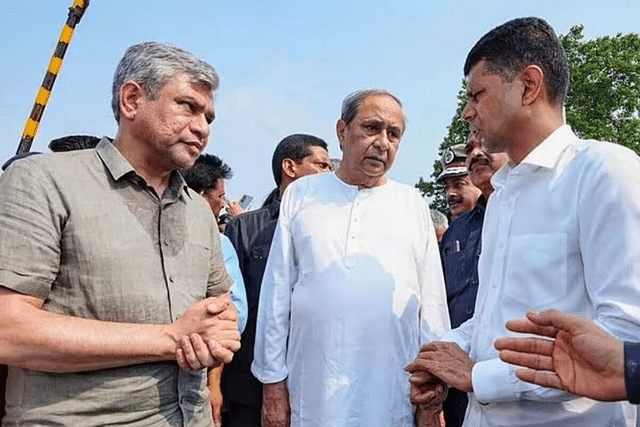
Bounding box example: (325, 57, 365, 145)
(0, 150, 102, 196)
(225, 204, 273, 238)
(286, 172, 334, 196)
(566, 139, 640, 186)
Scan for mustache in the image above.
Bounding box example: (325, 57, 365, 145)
(447, 196, 462, 205)
(469, 157, 490, 170)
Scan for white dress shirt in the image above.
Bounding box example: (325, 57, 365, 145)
(252, 172, 450, 427)
(447, 125, 640, 426)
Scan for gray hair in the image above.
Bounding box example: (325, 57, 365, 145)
(430, 209, 449, 228)
(340, 89, 407, 129)
(111, 41, 219, 122)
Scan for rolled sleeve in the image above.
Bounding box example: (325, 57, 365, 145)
(0, 160, 62, 298)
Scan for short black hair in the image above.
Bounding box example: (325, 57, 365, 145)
(182, 154, 232, 193)
(48, 135, 102, 152)
(464, 17, 569, 105)
(271, 134, 328, 186)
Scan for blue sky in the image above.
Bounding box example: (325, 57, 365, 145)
(1, 0, 638, 205)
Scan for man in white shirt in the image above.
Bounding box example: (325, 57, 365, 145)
(406, 17, 640, 427)
(252, 89, 450, 427)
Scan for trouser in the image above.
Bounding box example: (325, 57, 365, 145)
(222, 401, 261, 427)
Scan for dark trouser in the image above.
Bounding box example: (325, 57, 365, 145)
(443, 387, 468, 427)
(222, 401, 261, 427)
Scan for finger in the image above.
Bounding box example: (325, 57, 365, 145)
(515, 367, 564, 390)
(504, 318, 559, 338)
(203, 326, 241, 343)
(405, 359, 430, 373)
(494, 336, 555, 355)
(419, 341, 445, 352)
(407, 370, 434, 385)
(217, 338, 242, 353)
(498, 348, 555, 372)
(205, 293, 231, 315)
(190, 333, 216, 368)
(176, 347, 190, 370)
(179, 335, 203, 370)
(411, 387, 437, 405)
(206, 339, 234, 364)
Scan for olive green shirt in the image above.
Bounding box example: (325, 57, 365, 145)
(0, 139, 231, 426)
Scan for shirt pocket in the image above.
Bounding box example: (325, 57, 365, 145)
(503, 232, 568, 309)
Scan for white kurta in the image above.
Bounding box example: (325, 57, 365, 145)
(252, 172, 450, 427)
(447, 125, 640, 427)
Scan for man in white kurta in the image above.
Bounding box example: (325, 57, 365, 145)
(406, 17, 640, 427)
(252, 90, 450, 427)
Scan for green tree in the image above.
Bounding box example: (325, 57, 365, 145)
(417, 25, 640, 209)
(563, 25, 640, 153)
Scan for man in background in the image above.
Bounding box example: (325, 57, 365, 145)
(437, 144, 480, 220)
(430, 209, 448, 244)
(183, 154, 248, 426)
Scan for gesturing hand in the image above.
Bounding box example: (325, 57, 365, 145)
(495, 309, 626, 401)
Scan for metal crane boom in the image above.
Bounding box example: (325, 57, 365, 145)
(16, 0, 90, 154)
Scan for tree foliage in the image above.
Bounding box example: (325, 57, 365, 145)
(417, 25, 640, 210)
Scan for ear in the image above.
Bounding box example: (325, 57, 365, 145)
(520, 65, 544, 106)
(281, 158, 297, 181)
(119, 81, 145, 121)
(336, 119, 346, 151)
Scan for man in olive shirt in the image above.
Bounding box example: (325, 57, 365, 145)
(0, 42, 240, 426)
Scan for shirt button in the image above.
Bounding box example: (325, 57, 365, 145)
(169, 276, 174, 283)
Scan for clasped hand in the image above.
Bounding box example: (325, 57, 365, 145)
(170, 292, 241, 370)
(405, 341, 474, 406)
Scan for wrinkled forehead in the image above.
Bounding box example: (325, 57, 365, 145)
(356, 94, 405, 128)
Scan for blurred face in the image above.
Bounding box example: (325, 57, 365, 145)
(131, 72, 214, 171)
(291, 146, 332, 178)
(202, 179, 225, 218)
(444, 174, 481, 218)
(465, 131, 509, 197)
(462, 60, 520, 155)
(337, 94, 404, 188)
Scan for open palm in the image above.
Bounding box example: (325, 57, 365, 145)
(495, 310, 626, 401)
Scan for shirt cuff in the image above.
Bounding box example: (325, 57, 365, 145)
(624, 341, 640, 404)
(472, 358, 529, 404)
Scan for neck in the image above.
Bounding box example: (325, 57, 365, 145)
(336, 167, 386, 189)
(113, 132, 172, 196)
(508, 106, 564, 164)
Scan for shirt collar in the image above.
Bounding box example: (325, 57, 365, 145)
(95, 138, 192, 199)
(491, 124, 576, 190)
(519, 124, 576, 169)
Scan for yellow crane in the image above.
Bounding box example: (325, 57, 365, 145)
(16, 0, 90, 154)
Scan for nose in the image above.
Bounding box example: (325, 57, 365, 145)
(191, 113, 210, 140)
(372, 131, 391, 151)
(462, 102, 474, 123)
